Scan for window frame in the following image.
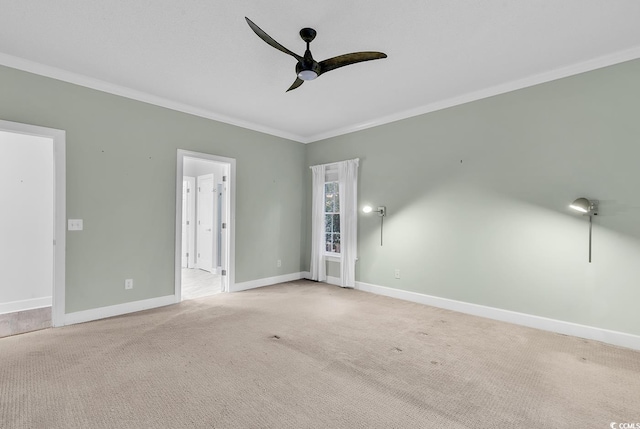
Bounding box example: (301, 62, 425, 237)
(323, 180, 341, 257)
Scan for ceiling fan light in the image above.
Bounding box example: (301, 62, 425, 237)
(570, 198, 591, 213)
(298, 70, 318, 81)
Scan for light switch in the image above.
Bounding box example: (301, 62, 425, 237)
(68, 219, 83, 231)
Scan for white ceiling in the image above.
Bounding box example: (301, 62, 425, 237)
(1, 1, 640, 143)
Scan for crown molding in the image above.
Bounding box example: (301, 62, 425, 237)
(3, 46, 640, 145)
(0, 52, 306, 143)
(303, 45, 640, 144)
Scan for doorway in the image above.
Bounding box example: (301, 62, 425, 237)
(175, 150, 235, 301)
(0, 119, 66, 335)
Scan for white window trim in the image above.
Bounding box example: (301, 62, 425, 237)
(324, 254, 341, 263)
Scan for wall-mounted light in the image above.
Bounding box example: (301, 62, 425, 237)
(570, 198, 598, 263)
(362, 205, 385, 216)
(363, 205, 386, 245)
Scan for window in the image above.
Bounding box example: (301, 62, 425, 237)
(324, 181, 340, 254)
(310, 159, 358, 285)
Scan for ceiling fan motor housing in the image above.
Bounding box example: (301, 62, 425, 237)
(297, 29, 320, 80)
(296, 58, 321, 80)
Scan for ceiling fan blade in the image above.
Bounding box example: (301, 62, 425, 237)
(245, 17, 302, 61)
(319, 52, 387, 75)
(286, 78, 304, 92)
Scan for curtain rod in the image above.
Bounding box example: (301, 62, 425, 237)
(309, 158, 359, 169)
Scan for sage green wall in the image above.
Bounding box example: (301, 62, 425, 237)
(305, 59, 640, 336)
(0, 65, 305, 313)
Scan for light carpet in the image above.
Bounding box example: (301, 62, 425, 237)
(1, 280, 639, 428)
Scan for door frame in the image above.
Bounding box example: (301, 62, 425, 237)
(0, 119, 66, 327)
(175, 150, 235, 299)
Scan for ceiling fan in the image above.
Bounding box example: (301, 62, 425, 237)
(245, 17, 387, 92)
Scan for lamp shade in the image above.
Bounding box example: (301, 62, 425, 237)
(570, 198, 592, 213)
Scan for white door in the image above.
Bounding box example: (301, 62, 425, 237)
(197, 174, 214, 273)
(219, 170, 229, 292)
(216, 183, 223, 268)
(181, 177, 195, 268)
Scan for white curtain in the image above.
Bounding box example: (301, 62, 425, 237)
(338, 159, 359, 287)
(310, 164, 327, 282)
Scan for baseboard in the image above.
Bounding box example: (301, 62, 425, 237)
(326, 276, 341, 286)
(64, 272, 307, 325)
(0, 297, 52, 315)
(300, 272, 343, 287)
(64, 295, 177, 326)
(355, 281, 640, 351)
(231, 272, 306, 292)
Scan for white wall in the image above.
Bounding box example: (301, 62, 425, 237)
(0, 130, 53, 314)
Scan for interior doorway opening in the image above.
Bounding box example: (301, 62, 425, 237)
(0, 119, 66, 334)
(175, 151, 235, 301)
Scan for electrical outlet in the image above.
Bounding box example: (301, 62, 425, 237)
(125, 279, 133, 290)
(394, 269, 400, 279)
(68, 219, 83, 231)
(277, 259, 282, 268)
